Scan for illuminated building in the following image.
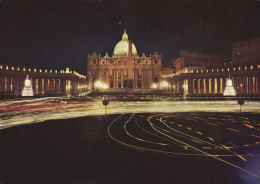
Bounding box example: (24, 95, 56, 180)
(163, 38, 260, 95)
(0, 65, 88, 96)
(87, 30, 162, 90)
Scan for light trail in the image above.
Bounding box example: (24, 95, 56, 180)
(159, 115, 260, 162)
(108, 114, 227, 157)
(148, 116, 260, 178)
(108, 113, 260, 179)
(1, 100, 260, 129)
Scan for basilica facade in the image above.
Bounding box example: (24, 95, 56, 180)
(86, 30, 162, 90)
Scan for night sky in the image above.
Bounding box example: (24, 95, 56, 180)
(1, 0, 260, 75)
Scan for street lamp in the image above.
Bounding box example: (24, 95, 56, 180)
(161, 81, 169, 88)
(151, 83, 158, 89)
(94, 80, 102, 89)
(161, 81, 169, 98)
(183, 84, 188, 94)
(94, 80, 108, 90)
(102, 83, 108, 89)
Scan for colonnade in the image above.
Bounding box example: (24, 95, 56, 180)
(0, 65, 88, 96)
(168, 75, 260, 95)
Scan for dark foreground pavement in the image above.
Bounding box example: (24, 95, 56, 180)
(0, 113, 255, 184)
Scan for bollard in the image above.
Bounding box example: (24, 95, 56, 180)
(238, 99, 244, 113)
(102, 99, 109, 114)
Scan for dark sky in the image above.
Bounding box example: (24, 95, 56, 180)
(1, 0, 260, 74)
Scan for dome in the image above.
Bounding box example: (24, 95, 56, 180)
(113, 30, 137, 56)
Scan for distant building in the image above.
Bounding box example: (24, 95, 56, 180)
(163, 39, 260, 95)
(87, 30, 162, 90)
(173, 50, 231, 72)
(232, 37, 260, 65)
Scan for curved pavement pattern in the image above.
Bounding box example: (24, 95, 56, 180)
(108, 113, 260, 181)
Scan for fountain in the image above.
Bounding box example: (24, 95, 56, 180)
(223, 79, 236, 96)
(22, 75, 34, 96)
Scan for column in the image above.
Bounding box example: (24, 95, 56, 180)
(198, 79, 201, 93)
(246, 77, 249, 93)
(220, 78, 223, 94)
(214, 78, 218, 94)
(141, 70, 144, 88)
(256, 76, 259, 94)
(135, 69, 138, 88)
(113, 70, 116, 88)
(121, 70, 123, 88)
(209, 79, 212, 94)
(115, 70, 118, 88)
